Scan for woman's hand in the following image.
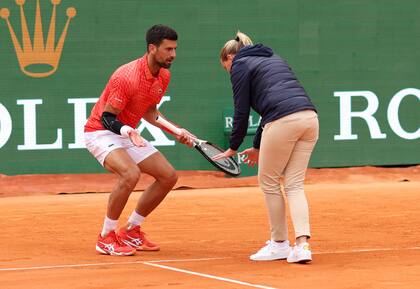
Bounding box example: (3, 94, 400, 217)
(239, 147, 259, 167)
(212, 148, 237, 161)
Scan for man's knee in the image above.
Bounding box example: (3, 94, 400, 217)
(120, 166, 141, 189)
(161, 169, 178, 188)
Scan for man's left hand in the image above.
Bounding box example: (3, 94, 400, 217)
(176, 128, 196, 147)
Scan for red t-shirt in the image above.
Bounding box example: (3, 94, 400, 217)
(85, 54, 170, 132)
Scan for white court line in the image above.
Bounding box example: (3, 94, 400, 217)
(313, 246, 420, 255)
(141, 247, 419, 289)
(0, 257, 226, 272)
(143, 261, 279, 289)
(1, 246, 419, 273)
(146, 257, 228, 263)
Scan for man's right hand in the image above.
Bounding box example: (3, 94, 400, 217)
(127, 129, 146, 147)
(121, 125, 146, 147)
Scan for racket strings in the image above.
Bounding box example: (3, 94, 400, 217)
(198, 143, 241, 175)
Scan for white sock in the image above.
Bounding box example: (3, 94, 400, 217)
(127, 210, 145, 229)
(101, 216, 118, 237)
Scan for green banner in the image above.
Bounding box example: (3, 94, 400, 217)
(0, 0, 419, 175)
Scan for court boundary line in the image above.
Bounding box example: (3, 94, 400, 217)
(0, 257, 227, 272)
(313, 246, 420, 255)
(2, 247, 420, 289)
(1, 246, 420, 272)
(143, 261, 279, 289)
(1, 246, 419, 273)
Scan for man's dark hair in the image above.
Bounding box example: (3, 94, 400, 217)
(146, 24, 178, 51)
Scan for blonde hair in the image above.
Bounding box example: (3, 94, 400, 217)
(220, 31, 253, 61)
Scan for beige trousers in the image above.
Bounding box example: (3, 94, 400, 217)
(258, 110, 319, 241)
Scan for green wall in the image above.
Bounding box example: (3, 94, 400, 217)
(0, 0, 419, 175)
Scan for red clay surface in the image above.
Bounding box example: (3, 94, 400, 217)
(1, 166, 419, 196)
(0, 166, 419, 289)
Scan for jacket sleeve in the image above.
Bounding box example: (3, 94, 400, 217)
(229, 61, 251, 151)
(253, 124, 262, 149)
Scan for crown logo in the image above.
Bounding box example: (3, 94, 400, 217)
(0, 0, 76, 78)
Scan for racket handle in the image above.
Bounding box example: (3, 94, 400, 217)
(156, 116, 183, 135)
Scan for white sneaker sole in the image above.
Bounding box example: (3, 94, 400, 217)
(121, 239, 160, 251)
(250, 251, 290, 261)
(95, 245, 135, 256)
(287, 252, 312, 263)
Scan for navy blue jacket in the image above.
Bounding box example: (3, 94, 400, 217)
(229, 44, 316, 150)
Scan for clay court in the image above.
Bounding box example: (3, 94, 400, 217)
(1, 166, 420, 289)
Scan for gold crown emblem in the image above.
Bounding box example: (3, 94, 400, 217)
(0, 0, 76, 78)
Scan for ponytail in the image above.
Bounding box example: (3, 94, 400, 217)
(220, 31, 253, 61)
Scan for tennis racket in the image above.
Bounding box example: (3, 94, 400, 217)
(156, 116, 241, 177)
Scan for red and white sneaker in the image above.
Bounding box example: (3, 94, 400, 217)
(117, 225, 160, 251)
(96, 231, 136, 256)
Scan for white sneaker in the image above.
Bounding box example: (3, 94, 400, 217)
(250, 240, 291, 261)
(287, 242, 312, 263)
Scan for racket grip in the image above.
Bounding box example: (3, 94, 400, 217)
(156, 116, 183, 135)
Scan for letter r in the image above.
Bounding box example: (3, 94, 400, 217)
(334, 91, 387, 140)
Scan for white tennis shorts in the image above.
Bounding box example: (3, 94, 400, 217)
(84, 130, 158, 166)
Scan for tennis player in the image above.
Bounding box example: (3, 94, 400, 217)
(214, 32, 319, 263)
(84, 24, 194, 256)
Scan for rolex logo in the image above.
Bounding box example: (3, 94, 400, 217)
(0, 0, 76, 78)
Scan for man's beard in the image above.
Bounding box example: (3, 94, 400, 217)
(157, 59, 172, 69)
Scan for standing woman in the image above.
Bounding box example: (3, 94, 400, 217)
(214, 32, 319, 263)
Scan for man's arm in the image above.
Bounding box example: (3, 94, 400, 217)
(101, 103, 145, 147)
(143, 105, 194, 147)
(101, 104, 124, 134)
(142, 105, 163, 128)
